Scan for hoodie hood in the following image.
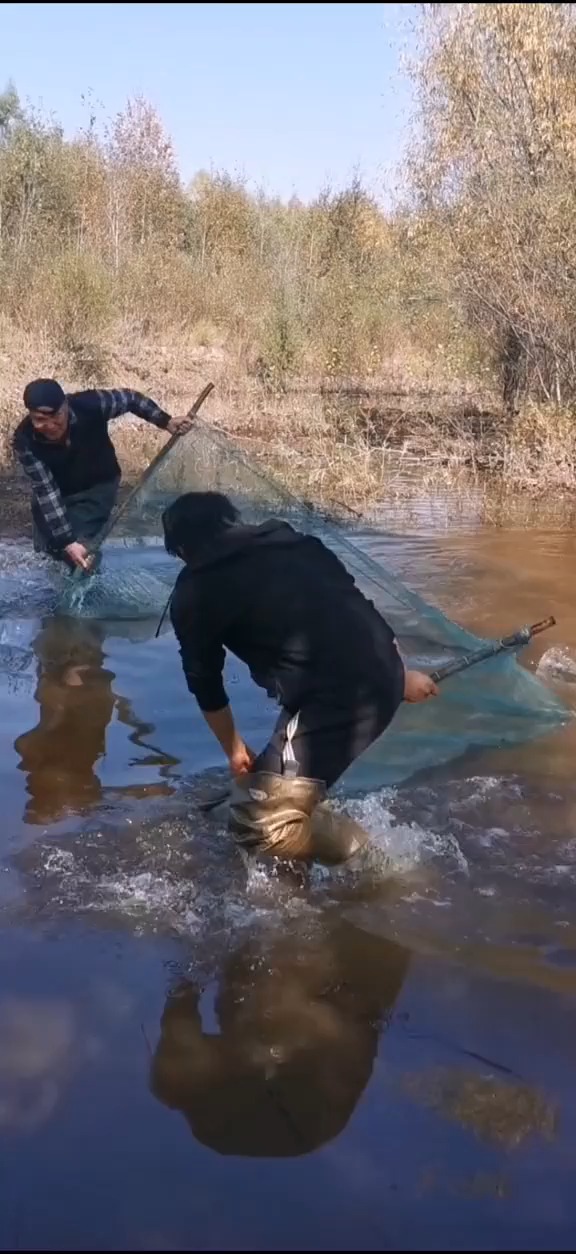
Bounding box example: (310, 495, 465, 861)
(155, 520, 304, 638)
(183, 518, 303, 573)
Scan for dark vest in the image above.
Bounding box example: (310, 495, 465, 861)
(15, 394, 121, 497)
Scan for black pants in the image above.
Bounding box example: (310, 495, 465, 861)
(253, 659, 405, 791)
(32, 478, 120, 565)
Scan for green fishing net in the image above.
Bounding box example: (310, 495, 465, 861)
(54, 421, 569, 789)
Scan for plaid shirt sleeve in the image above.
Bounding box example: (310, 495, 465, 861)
(94, 389, 172, 429)
(13, 438, 74, 549)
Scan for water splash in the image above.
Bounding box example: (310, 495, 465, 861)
(339, 789, 470, 877)
(58, 565, 174, 621)
(0, 536, 178, 624)
(5, 778, 471, 945)
(538, 646, 576, 684)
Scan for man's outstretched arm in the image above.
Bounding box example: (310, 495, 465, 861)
(93, 388, 194, 435)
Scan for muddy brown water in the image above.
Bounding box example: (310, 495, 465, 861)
(1, 487, 576, 1251)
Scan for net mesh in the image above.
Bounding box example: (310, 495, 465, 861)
(56, 422, 569, 789)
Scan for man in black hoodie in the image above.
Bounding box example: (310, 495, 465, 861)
(163, 491, 438, 866)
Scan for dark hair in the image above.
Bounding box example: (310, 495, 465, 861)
(162, 491, 240, 558)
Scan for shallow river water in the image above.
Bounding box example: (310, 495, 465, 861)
(1, 487, 576, 1251)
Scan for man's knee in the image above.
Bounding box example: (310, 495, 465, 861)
(227, 772, 369, 867)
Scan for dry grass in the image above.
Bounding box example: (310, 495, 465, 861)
(1, 317, 576, 534)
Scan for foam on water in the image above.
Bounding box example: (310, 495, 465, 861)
(538, 645, 576, 683)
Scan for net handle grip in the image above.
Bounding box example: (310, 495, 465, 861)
(524, 615, 556, 638)
(430, 615, 556, 684)
(71, 381, 215, 579)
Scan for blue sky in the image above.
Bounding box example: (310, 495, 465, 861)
(0, 2, 416, 202)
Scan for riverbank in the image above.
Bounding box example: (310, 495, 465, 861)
(2, 327, 576, 524)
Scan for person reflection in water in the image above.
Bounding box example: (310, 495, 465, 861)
(14, 617, 116, 823)
(14, 616, 175, 825)
(150, 920, 409, 1157)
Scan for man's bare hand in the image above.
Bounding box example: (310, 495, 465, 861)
(167, 415, 195, 436)
(64, 541, 92, 571)
(229, 740, 257, 776)
(404, 669, 439, 703)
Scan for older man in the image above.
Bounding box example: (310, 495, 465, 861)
(13, 378, 193, 570)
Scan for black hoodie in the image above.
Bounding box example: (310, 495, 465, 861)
(169, 519, 401, 713)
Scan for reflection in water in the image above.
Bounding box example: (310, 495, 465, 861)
(151, 919, 409, 1157)
(404, 1066, 557, 1150)
(14, 616, 179, 825)
(0, 995, 77, 1133)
